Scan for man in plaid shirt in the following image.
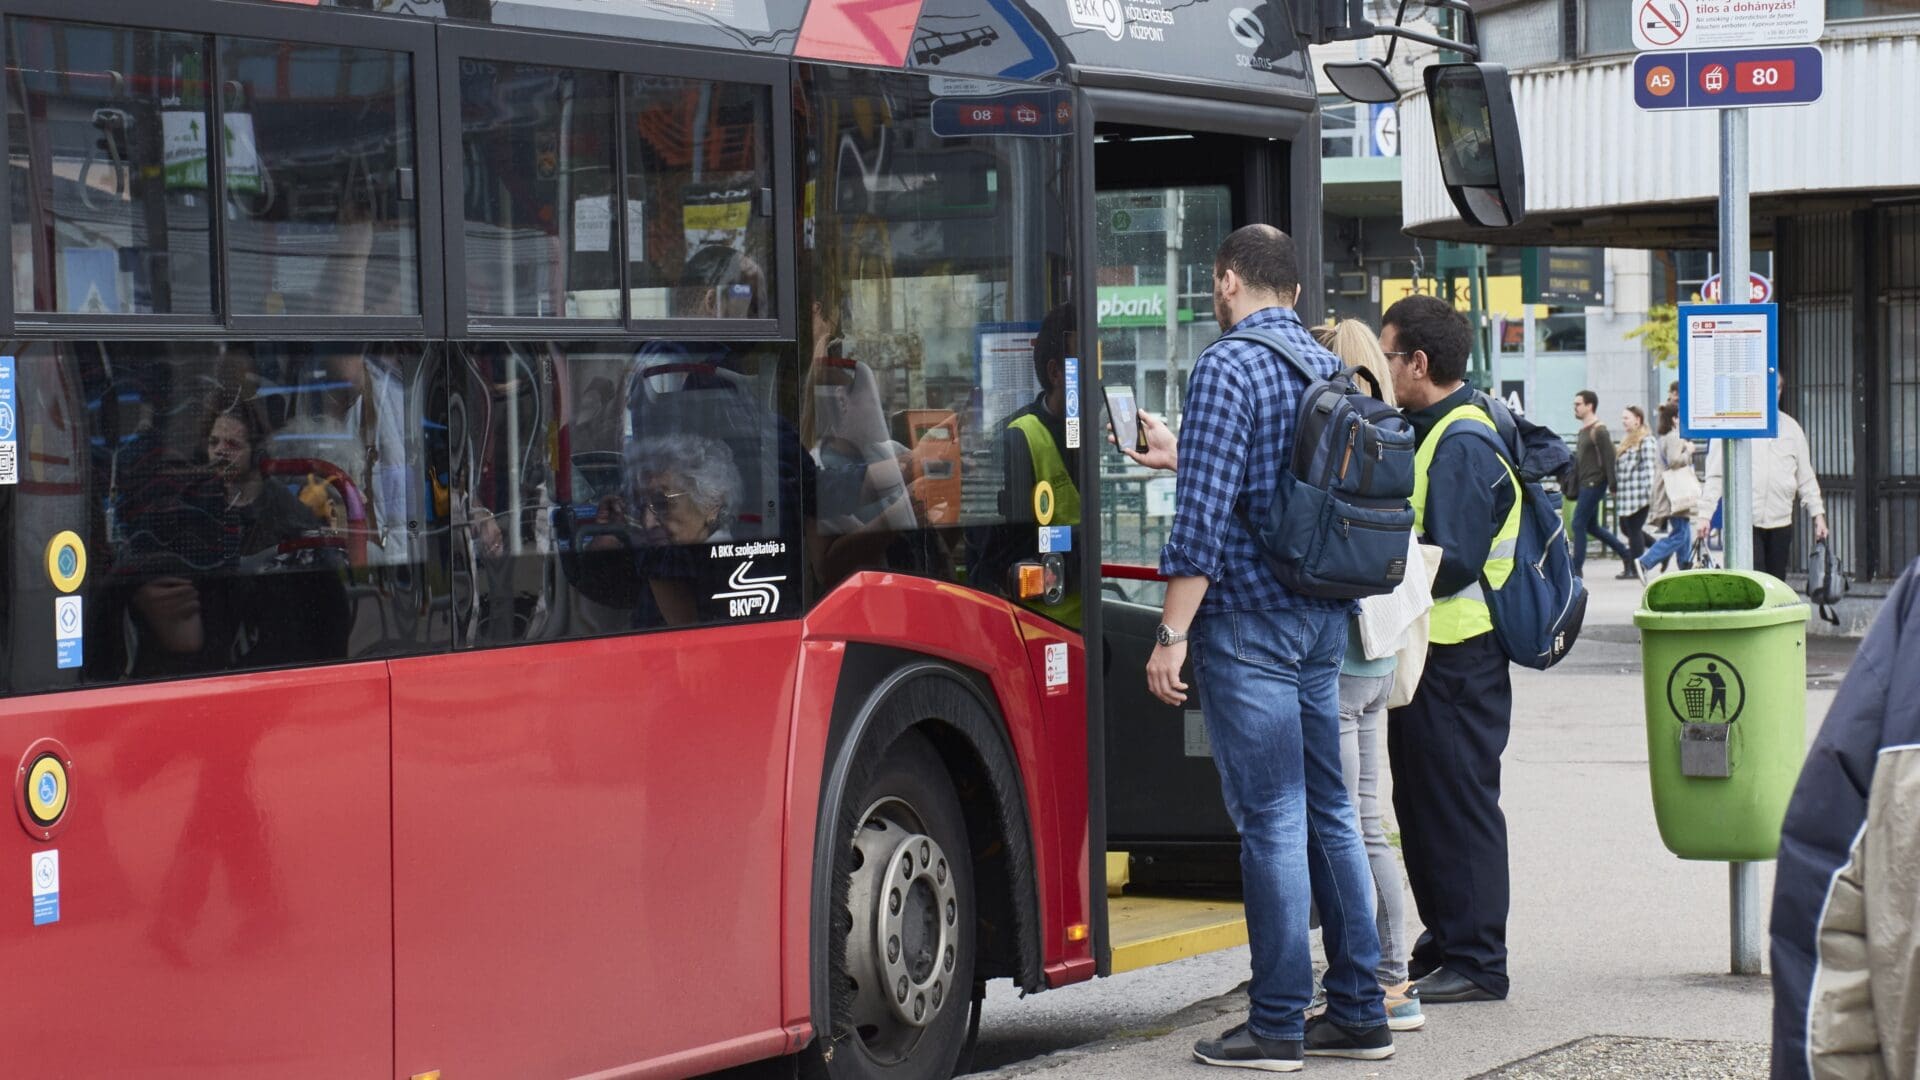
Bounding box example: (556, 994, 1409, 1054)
(1138, 225, 1393, 1069)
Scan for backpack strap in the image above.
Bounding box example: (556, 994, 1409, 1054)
(1220, 327, 1325, 388)
(1431, 416, 1523, 565)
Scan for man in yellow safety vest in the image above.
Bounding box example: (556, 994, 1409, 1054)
(997, 304, 1081, 627)
(1381, 294, 1522, 1007)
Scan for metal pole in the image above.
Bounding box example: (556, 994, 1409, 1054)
(1718, 105, 1764, 977)
(1720, 108, 1754, 574)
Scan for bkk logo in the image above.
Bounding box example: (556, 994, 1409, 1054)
(1066, 0, 1127, 41)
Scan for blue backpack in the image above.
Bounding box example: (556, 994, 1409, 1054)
(1441, 393, 1587, 670)
(1223, 327, 1417, 601)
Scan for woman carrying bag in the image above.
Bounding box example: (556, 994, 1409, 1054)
(1637, 402, 1698, 576)
(1312, 321, 1434, 1033)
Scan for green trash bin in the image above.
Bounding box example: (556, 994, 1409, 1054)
(1633, 570, 1810, 861)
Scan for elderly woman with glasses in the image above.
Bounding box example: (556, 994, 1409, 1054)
(624, 434, 743, 546)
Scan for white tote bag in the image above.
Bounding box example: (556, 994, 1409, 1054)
(1386, 542, 1445, 710)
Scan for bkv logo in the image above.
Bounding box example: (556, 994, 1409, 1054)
(715, 561, 785, 618)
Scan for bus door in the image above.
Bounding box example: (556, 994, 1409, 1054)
(1091, 123, 1295, 972)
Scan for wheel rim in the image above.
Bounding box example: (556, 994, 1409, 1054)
(845, 795, 961, 1065)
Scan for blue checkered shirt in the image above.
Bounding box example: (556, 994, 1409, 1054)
(1160, 305, 1348, 615)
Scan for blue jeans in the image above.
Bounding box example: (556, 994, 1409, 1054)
(1190, 606, 1387, 1040)
(1570, 487, 1633, 576)
(1640, 514, 1694, 570)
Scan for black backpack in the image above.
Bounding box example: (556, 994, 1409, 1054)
(1223, 327, 1417, 600)
(1806, 538, 1850, 625)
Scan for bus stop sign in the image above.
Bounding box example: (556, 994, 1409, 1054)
(1634, 47, 1823, 111)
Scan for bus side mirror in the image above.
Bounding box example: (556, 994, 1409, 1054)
(1324, 60, 1400, 104)
(1425, 62, 1526, 229)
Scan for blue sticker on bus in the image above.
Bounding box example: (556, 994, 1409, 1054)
(1038, 526, 1071, 553)
(0, 356, 16, 486)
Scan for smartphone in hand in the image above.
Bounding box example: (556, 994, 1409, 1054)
(1103, 383, 1147, 454)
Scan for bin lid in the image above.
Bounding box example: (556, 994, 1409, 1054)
(1633, 569, 1810, 631)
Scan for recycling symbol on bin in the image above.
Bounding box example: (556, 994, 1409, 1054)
(1665, 652, 1746, 725)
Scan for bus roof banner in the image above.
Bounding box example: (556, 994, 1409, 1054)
(288, 0, 1317, 98)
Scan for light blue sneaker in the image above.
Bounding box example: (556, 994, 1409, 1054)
(1306, 982, 1424, 1032)
(1384, 981, 1426, 1032)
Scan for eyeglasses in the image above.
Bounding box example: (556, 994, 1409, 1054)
(621, 490, 690, 526)
(1383, 350, 1414, 363)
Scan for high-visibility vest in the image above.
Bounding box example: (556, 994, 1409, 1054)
(1009, 414, 1081, 629)
(1411, 404, 1523, 645)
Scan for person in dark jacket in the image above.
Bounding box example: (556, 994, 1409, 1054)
(1772, 557, 1920, 1078)
(1569, 389, 1637, 579)
(1384, 295, 1520, 1005)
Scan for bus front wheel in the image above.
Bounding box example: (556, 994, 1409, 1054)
(811, 729, 977, 1080)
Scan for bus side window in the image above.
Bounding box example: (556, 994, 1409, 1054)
(450, 341, 805, 647)
(6, 20, 217, 316)
(4, 341, 441, 695)
(624, 76, 777, 321)
(796, 67, 1077, 618)
(457, 62, 621, 320)
(217, 37, 421, 318)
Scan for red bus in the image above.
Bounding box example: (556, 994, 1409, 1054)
(0, 1, 1412, 1077)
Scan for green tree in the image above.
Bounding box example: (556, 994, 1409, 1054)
(1626, 303, 1678, 366)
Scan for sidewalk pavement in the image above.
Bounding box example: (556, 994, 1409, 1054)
(982, 572, 1852, 1079)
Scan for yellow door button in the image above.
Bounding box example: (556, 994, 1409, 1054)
(26, 755, 67, 826)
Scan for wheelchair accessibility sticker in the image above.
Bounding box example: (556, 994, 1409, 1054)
(1665, 652, 1745, 724)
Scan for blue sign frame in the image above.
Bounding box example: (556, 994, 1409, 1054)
(1634, 47, 1823, 111)
(1678, 303, 1778, 440)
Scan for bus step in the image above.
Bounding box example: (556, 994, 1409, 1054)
(1107, 894, 1248, 973)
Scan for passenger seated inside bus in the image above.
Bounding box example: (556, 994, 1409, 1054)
(102, 394, 351, 678)
(516, 244, 807, 630)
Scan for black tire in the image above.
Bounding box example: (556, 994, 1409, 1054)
(806, 729, 977, 1080)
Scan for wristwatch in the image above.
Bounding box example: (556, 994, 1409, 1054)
(1154, 623, 1188, 647)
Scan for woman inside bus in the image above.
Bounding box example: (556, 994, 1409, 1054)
(107, 397, 349, 677)
(574, 433, 744, 627)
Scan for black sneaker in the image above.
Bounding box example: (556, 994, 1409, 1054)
(1193, 1022, 1304, 1072)
(1303, 1015, 1395, 1060)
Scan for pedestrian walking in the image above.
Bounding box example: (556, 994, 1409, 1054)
(1310, 319, 1426, 1034)
(1771, 556, 1920, 1079)
(1570, 389, 1638, 579)
(1638, 403, 1697, 575)
(1381, 294, 1518, 1005)
(1615, 405, 1655, 579)
(1696, 377, 1827, 581)
(1144, 225, 1392, 1071)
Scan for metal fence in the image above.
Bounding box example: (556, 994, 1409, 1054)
(1777, 206, 1920, 580)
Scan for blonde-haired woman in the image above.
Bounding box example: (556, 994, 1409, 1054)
(1313, 318, 1396, 409)
(1309, 319, 1422, 1033)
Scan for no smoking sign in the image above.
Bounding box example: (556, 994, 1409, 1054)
(1638, 0, 1687, 48)
(1632, 0, 1821, 51)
